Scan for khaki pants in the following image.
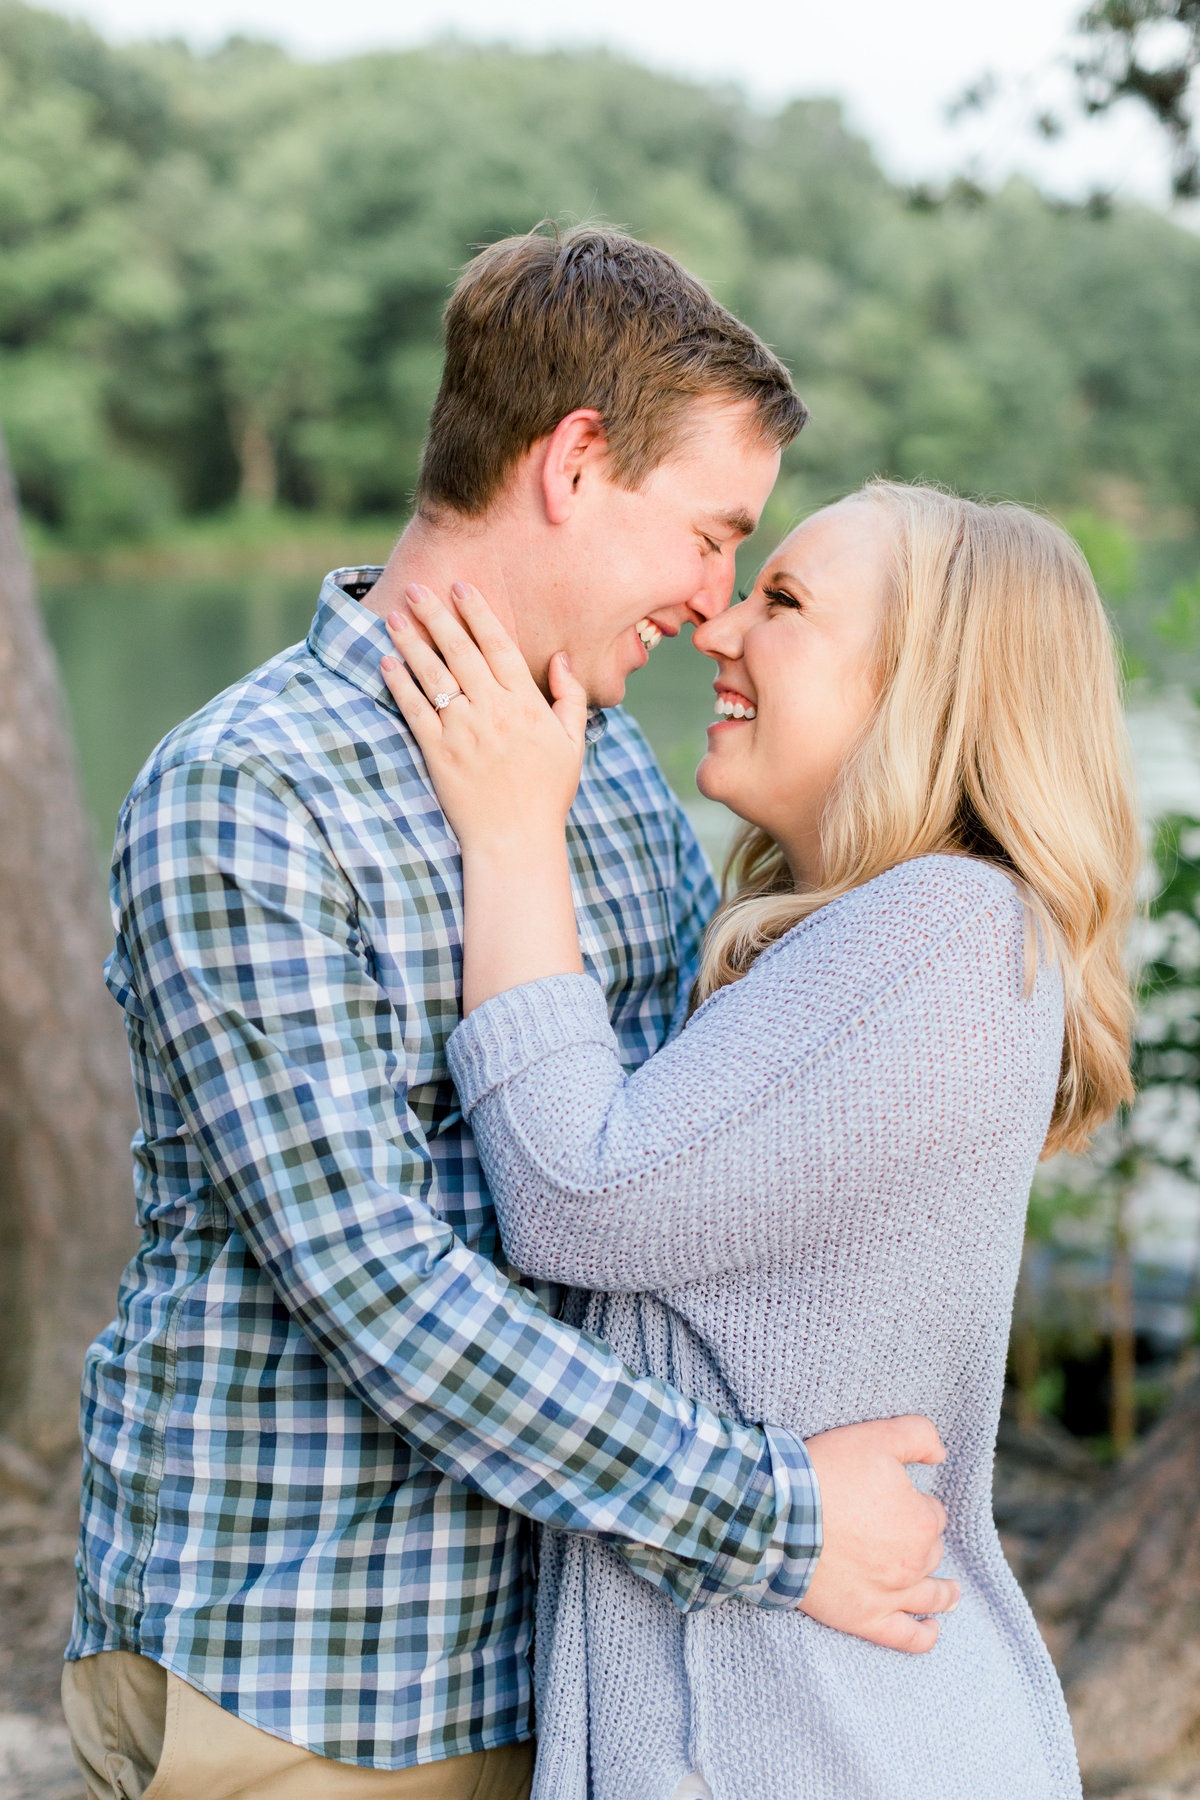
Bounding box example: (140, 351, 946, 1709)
(62, 1653, 535, 1800)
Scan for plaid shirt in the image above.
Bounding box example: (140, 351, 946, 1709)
(69, 570, 821, 1770)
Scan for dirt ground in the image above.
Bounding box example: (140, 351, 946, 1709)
(0, 1445, 88, 1798)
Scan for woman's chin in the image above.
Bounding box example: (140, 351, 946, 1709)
(695, 756, 752, 821)
(695, 753, 722, 802)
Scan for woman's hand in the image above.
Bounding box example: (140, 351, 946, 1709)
(380, 581, 588, 856)
(381, 580, 588, 1012)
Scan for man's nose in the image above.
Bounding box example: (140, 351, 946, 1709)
(685, 558, 738, 626)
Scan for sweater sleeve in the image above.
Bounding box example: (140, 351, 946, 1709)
(448, 860, 1037, 1294)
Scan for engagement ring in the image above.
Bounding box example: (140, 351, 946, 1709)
(432, 690, 464, 710)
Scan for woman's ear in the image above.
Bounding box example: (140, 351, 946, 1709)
(540, 409, 608, 524)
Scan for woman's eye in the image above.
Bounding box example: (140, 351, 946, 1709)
(764, 586, 801, 610)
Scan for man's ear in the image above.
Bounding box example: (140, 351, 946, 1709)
(541, 409, 608, 525)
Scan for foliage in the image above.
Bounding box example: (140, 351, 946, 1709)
(1, 5, 1200, 547)
(1039, 816, 1200, 1211)
(1127, 816, 1200, 1167)
(1023, 815, 1200, 1447)
(1076, 1, 1200, 199)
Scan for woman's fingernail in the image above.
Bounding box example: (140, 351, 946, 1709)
(451, 580, 468, 599)
(387, 611, 409, 632)
(405, 584, 427, 604)
(560, 652, 571, 671)
(381, 655, 397, 672)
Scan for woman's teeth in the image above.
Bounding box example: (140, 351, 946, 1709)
(636, 619, 663, 650)
(714, 695, 757, 721)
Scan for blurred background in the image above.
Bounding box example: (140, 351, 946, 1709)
(1, 1, 1199, 1794)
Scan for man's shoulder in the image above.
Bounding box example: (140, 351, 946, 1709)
(123, 639, 419, 814)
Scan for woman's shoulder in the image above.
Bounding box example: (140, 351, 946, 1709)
(772, 854, 1022, 955)
(691, 855, 1058, 1084)
(857, 853, 1026, 932)
(750, 854, 1032, 1004)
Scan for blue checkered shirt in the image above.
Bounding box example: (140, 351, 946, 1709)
(69, 570, 821, 1769)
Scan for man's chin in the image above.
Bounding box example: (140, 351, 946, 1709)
(589, 674, 628, 710)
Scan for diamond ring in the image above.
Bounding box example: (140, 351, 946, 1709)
(432, 690, 464, 711)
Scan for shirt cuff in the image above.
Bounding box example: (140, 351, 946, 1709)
(447, 973, 614, 1114)
(713, 1425, 823, 1610)
(617, 1425, 822, 1615)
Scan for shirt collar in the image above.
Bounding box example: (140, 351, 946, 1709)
(308, 567, 608, 741)
(306, 568, 397, 712)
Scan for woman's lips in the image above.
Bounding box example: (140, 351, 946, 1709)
(713, 691, 757, 721)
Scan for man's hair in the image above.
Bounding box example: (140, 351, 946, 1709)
(414, 224, 807, 518)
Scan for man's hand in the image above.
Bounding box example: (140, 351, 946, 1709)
(800, 1415, 958, 1654)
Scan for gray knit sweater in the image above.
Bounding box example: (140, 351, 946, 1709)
(447, 855, 1081, 1800)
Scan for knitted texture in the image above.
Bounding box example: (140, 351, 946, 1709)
(448, 856, 1081, 1800)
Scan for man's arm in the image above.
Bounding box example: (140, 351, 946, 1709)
(114, 752, 818, 1615)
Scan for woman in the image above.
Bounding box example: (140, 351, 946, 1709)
(379, 480, 1139, 1800)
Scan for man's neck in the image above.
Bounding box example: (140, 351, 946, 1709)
(358, 514, 521, 642)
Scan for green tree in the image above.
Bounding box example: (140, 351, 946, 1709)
(1076, 0, 1200, 198)
(0, 4, 181, 542)
(1, 10, 1199, 547)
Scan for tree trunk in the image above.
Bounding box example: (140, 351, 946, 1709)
(1011, 1243, 1043, 1431)
(237, 406, 278, 509)
(0, 428, 136, 1462)
(1109, 1188, 1137, 1458)
(1031, 1362, 1200, 1795)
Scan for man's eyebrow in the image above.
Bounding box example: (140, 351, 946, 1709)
(707, 508, 756, 537)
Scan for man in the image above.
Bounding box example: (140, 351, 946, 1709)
(64, 226, 955, 1800)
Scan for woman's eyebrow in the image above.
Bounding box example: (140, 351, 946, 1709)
(764, 567, 818, 602)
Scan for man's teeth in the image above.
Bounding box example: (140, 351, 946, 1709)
(636, 619, 663, 650)
(714, 694, 757, 721)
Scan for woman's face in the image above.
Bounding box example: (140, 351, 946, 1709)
(692, 497, 894, 886)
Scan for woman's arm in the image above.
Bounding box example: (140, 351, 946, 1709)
(380, 595, 1031, 1296)
(381, 581, 587, 1012)
(450, 863, 1029, 1292)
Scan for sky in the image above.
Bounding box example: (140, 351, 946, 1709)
(49, 0, 1181, 207)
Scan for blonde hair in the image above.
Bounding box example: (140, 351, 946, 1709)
(694, 479, 1139, 1156)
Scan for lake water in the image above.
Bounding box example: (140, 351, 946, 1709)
(40, 568, 738, 869)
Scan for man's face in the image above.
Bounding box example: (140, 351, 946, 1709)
(532, 398, 782, 709)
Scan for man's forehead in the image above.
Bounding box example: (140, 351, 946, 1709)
(658, 398, 780, 528)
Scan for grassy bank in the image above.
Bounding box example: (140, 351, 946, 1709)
(28, 508, 409, 586)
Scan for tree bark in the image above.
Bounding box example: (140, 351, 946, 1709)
(1109, 1189, 1137, 1458)
(237, 406, 278, 509)
(1011, 1243, 1044, 1431)
(1032, 1362, 1200, 1795)
(0, 428, 136, 1461)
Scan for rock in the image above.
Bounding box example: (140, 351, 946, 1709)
(0, 1713, 82, 1799)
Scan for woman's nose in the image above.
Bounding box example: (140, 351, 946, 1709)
(693, 608, 746, 661)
